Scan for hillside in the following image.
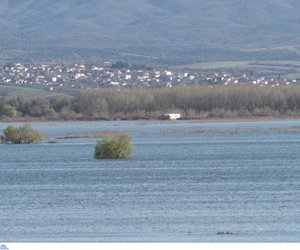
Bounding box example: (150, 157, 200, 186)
(1, 0, 300, 64)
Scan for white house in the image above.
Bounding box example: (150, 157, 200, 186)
(163, 113, 181, 120)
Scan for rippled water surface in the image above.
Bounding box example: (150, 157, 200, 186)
(0, 120, 300, 242)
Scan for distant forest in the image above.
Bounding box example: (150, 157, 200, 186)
(2, 85, 300, 120)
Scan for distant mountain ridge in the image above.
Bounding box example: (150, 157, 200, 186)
(1, 0, 300, 64)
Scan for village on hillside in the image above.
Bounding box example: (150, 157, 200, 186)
(0, 61, 298, 91)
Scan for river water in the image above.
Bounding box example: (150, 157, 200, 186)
(0, 120, 300, 242)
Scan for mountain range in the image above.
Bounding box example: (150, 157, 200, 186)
(1, 0, 300, 64)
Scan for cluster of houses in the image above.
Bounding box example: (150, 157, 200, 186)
(0, 62, 298, 90)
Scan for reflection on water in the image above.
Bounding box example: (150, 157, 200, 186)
(0, 120, 300, 242)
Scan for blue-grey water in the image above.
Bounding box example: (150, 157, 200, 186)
(0, 120, 300, 242)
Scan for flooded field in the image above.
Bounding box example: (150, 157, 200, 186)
(0, 120, 300, 242)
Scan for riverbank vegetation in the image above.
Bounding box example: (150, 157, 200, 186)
(2, 85, 300, 120)
(1, 124, 43, 144)
(56, 131, 123, 140)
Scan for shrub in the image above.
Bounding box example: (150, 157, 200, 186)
(0, 104, 17, 118)
(2, 125, 43, 144)
(94, 133, 134, 159)
(252, 107, 278, 117)
(2, 125, 18, 143)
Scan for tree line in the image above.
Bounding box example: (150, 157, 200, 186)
(2, 85, 300, 120)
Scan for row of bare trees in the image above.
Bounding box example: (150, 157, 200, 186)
(71, 85, 300, 119)
(2, 85, 300, 120)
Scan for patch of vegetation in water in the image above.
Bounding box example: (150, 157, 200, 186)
(94, 133, 134, 160)
(1, 124, 43, 144)
(216, 231, 236, 236)
(56, 131, 123, 140)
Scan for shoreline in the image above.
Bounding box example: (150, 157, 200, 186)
(1, 116, 300, 124)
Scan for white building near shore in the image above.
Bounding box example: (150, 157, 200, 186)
(163, 113, 182, 120)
